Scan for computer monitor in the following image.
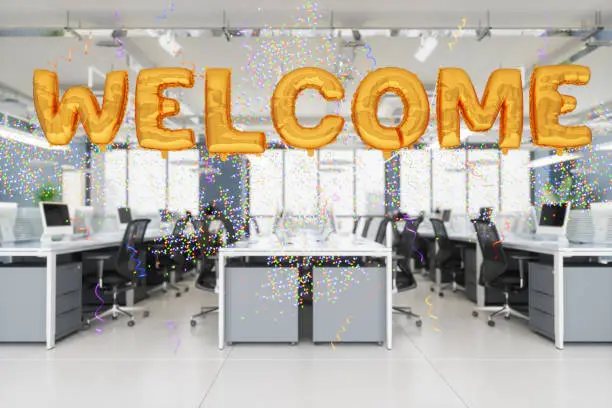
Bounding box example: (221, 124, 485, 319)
(39, 202, 73, 237)
(537, 203, 570, 236)
(117, 207, 132, 225)
(442, 209, 451, 222)
(479, 207, 493, 223)
(0, 202, 18, 243)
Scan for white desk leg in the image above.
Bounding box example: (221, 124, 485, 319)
(46, 253, 57, 350)
(553, 254, 564, 350)
(218, 254, 225, 350)
(386, 253, 393, 350)
(475, 244, 485, 308)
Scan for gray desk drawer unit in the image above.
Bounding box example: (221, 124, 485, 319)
(529, 262, 612, 342)
(225, 267, 299, 343)
(313, 266, 385, 343)
(0, 262, 82, 342)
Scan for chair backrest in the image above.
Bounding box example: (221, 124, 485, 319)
(363, 217, 383, 241)
(473, 220, 508, 285)
(116, 219, 151, 280)
(375, 217, 391, 244)
(360, 217, 373, 238)
(172, 217, 189, 236)
(355, 217, 367, 237)
(352, 217, 360, 234)
(430, 218, 458, 266)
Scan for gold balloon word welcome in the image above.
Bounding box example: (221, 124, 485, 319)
(32, 66, 592, 157)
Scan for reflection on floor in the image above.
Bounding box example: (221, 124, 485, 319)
(2, 276, 612, 408)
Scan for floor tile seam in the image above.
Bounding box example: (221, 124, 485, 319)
(400, 324, 472, 408)
(197, 346, 235, 408)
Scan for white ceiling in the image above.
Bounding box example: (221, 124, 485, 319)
(1, 0, 611, 146)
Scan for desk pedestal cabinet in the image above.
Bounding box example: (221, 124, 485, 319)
(0, 262, 82, 342)
(225, 266, 299, 344)
(313, 266, 385, 343)
(529, 262, 612, 342)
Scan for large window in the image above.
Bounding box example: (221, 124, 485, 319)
(400, 149, 431, 214)
(168, 150, 199, 212)
(501, 150, 531, 212)
(432, 149, 467, 214)
(248, 149, 283, 216)
(319, 150, 355, 215)
(467, 149, 500, 214)
(127, 149, 166, 215)
(355, 150, 385, 215)
(102, 149, 127, 215)
(284, 150, 318, 215)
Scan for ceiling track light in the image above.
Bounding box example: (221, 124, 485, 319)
(414, 34, 438, 62)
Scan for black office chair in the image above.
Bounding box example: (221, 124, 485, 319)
(190, 219, 219, 326)
(471, 221, 530, 326)
(430, 218, 465, 297)
(84, 219, 151, 327)
(392, 223, 422, 327)
(148, 216, 193, 297)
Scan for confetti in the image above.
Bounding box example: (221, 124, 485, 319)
(330, 316, 352, 350)
(93, 283, 105, 334)
(448, 18, 467, 50)
(127, 245, 147, 277)
(425, 295, 441, 332)
(364, 44, 376, 72)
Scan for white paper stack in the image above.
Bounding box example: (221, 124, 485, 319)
(566, 209, 594, 244)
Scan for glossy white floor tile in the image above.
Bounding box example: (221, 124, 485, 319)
(1, 276, 612, 408)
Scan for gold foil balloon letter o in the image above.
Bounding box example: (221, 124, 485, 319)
(33, 69, 129, 148)
(352, 68, 429, 153)
(135, 68, 196, 154)
(271, 67, 345, 150)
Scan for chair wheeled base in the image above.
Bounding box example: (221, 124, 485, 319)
(85, 286, 150, 328)
(190, 306, 218, 326)
(392, 306, 422, 327)
(471, 293, 528, 327)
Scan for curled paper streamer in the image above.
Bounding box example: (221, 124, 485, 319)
(352, 67, 429, 157)
(135, 67, 196, 157)
(437, 68, 523, 152)
(272, 67, 345, 152)
(425, 295, 441, 332)
(529, 65, 592, 149)
(33, 69, 129, 149)
(206, 68, 266, 155)
(330, 316, 352, 350)
(448, 18, 467, 50)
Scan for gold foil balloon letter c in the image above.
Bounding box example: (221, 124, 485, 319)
(136, 68, 196, 157)
(33, 69, 128, 148)
(352, 67, 429, 154)
(271, 67, 345, 150)
(529, 65, 591, 149)
(437, 68, 523, 150)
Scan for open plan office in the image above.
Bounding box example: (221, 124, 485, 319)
(2, 1, 612, 407)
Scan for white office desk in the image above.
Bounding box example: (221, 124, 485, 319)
(0, 229, 167, 349)
(421, 230, 612, 349)
(217, 230, 394, 350)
